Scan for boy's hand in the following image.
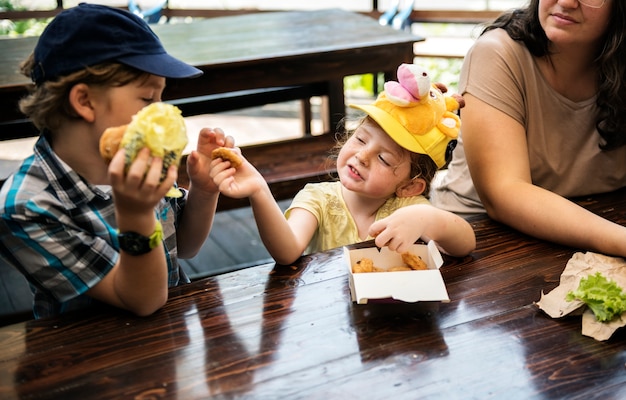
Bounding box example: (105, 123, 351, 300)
(108, 147, 176, 217)
(186, 127, 234, 194)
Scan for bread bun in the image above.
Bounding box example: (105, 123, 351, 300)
(99, 125, 127, 163)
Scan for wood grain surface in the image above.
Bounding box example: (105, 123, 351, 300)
(1, 188, 626, 399)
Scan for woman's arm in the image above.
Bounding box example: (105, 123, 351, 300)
(462, 94, 626, 256)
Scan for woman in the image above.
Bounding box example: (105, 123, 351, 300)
(431, 0, 626, 257)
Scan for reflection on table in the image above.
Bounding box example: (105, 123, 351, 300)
(1, 188, 625, 398)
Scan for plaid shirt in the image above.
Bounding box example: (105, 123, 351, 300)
(0, 134, 189, 318)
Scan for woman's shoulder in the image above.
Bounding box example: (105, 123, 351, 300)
(471, 28, 528, 60)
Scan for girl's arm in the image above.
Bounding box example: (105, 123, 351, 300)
(211, 155, 317, 265)
(370, 204, 476, 257)
(248, 188, 318, 265)
(462, 94, 626, 257)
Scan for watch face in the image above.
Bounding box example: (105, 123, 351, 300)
(119, 232, 151, 256)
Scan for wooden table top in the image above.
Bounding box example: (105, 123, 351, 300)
(0, 9, 419, 126)
(2, 188, 625, 398)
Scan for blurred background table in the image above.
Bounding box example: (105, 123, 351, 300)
(0, 8, 420, 210)
(0, 8, 420, 139)
(2, 188, 625, 399)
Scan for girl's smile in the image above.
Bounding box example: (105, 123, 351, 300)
(337, 118, 412, 200)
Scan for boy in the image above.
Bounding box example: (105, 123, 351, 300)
(0, 4, 232, 318)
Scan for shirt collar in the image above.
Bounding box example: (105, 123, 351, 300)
(33, 134, 112, 209)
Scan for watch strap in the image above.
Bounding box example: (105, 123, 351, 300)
(149, 220, 163, 249)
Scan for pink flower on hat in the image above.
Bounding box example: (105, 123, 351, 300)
(384, 64, 432, 106)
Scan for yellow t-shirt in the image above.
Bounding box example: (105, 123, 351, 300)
(285, 181, 430, 254)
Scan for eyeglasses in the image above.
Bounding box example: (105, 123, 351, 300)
(578, 0, 607, 8)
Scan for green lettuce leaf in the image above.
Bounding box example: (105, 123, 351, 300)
(566, 272, 626, 322)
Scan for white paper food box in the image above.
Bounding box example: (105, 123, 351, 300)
(344, 241, 450, 304)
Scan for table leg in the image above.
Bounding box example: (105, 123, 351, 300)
(299, 98, 313, 135)
(323, 79, 345, 135)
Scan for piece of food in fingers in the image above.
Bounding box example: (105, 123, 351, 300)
(99, 124, 127, 163)
(100, 102, 188, 198)
(211, 147, 242, 168)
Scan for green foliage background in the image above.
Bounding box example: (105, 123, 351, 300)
(0, 0, 51, 36)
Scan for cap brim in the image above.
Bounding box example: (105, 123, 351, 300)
(349, 103, 427, 154)
(120, 53, 203, 79)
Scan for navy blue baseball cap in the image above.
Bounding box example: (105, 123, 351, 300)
(31, 3, 202, 85)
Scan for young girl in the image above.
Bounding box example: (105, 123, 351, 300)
(210, 66, 476, 265)
(431, 0, 626, 257)
(0, 4, 233, 318)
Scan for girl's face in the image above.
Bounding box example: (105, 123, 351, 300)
(539, 0, 611, 48)
(337, 118, 413, 199)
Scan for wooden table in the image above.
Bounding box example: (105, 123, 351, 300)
(2, 189, 626, 398)
(0, 8, 419, 139)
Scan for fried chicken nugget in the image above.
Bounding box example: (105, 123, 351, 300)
(387, 265, 413, 272)
(353, 258, 375, 273)
(401, 252, 428, 270)
(211, 147, 242, 168)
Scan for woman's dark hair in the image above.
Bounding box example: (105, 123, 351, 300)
(328, 116, 438, 197)
(19, 54, 149, 132)
(483, 0, 626, 150)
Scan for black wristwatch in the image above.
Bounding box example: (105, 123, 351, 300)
(118, 220, 163, 256)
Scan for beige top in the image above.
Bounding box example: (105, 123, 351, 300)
(286, 181, 430, 254)
(431, 28, 626, 214)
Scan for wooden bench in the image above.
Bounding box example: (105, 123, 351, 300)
(0, 82, 329, 141)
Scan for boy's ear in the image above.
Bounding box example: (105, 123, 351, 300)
(68, 83, 96, 122)
(396, 177, 426, 198)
